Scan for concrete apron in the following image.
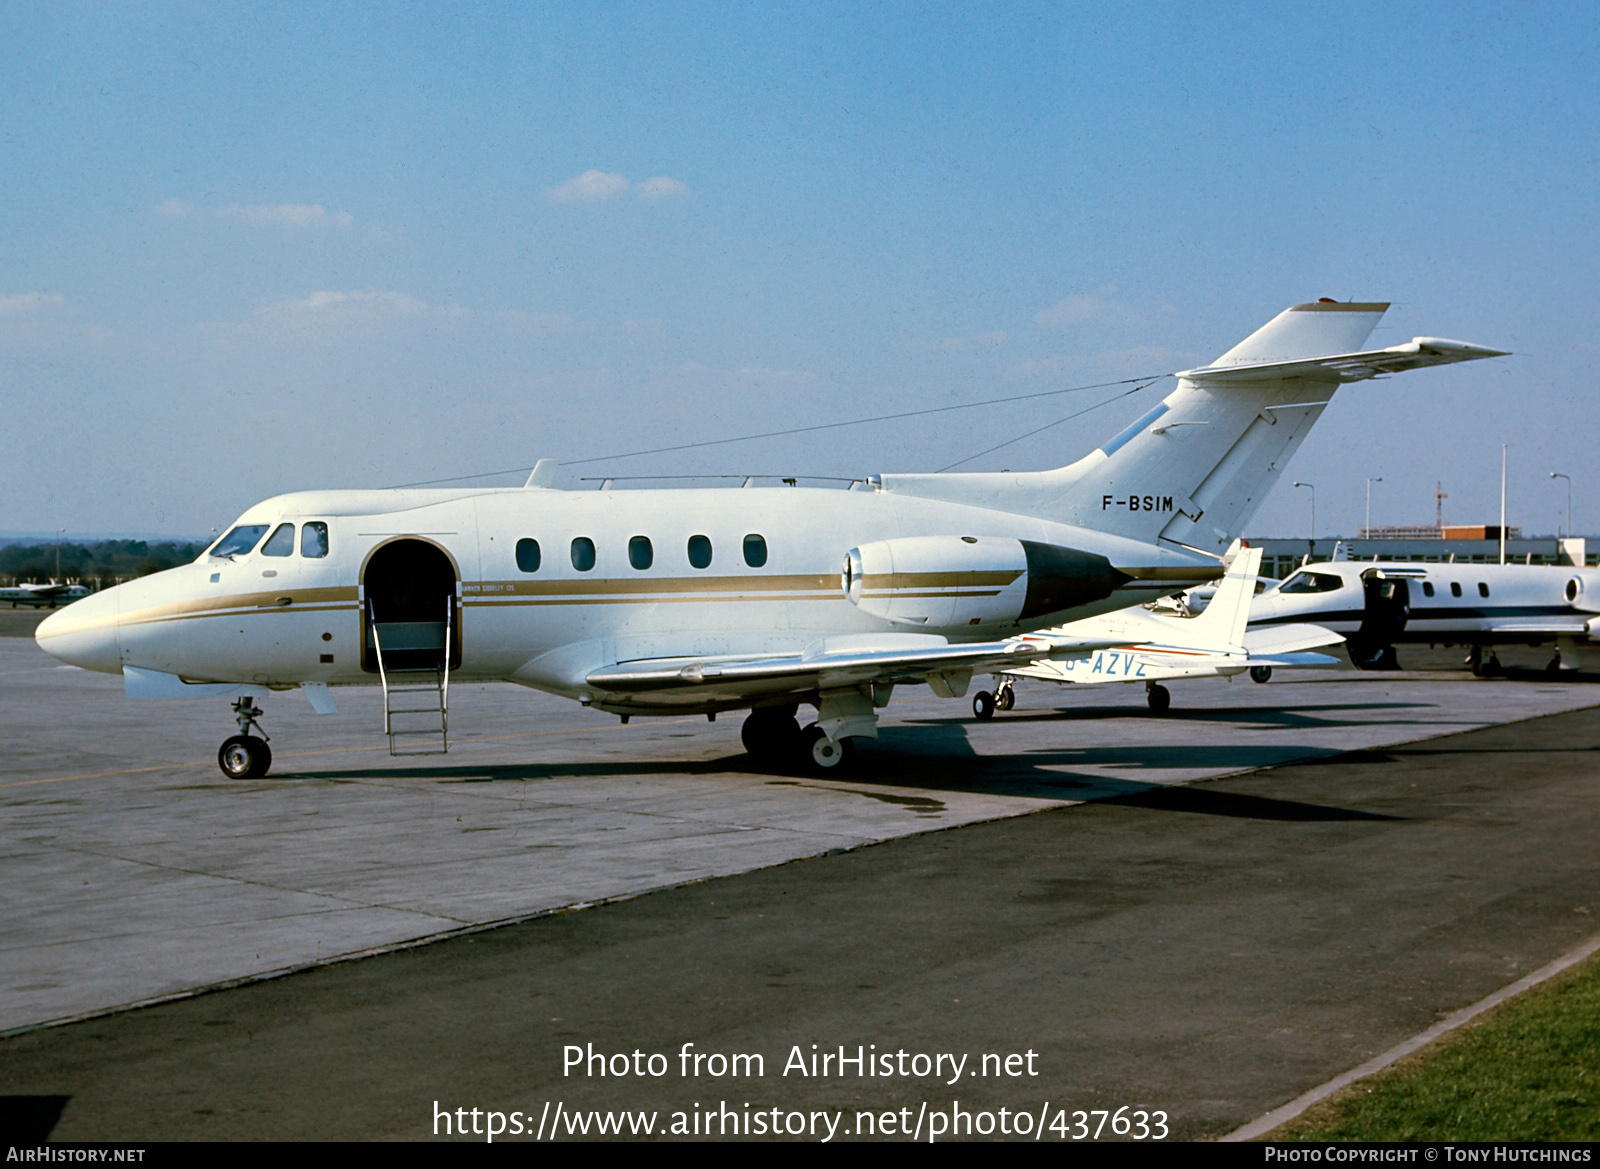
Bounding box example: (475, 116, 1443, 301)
(3, 637, 1596, 1034)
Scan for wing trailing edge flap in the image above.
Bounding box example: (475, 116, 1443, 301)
(1178, 338, 1508, 386)
(585, 631, 1126, 699)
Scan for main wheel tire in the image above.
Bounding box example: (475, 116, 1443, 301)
(802, 724, 853, 772)
(1146, 684, 1171, 715)
(1482, 654, 1503, 677)
(218, 735, 271, 779)
(995, 686, 1015, 711)
(1249, 666, 1273, 684)
(742, 710, 801, 762)
(972, 690, 995, 720)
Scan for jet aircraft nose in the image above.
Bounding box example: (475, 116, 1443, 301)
(35, 586, 121, 674)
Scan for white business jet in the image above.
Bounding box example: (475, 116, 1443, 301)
(1249, 559, 1600, 674)
(1, 582, 89, 608)
(35, 300, 1505, 777)
(970, 547, 1343, 717)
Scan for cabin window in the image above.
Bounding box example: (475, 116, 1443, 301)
(1451, 581, 1463, 597)
(1422, 581, 1435, 597)
(516, 539, 541, 573)
(1478, 582, 1490, 598)
(743, 533, 768, 568)
(1278, 571, 1343, 594)
(571, 537, 595, 572)
(301, 522, 329, 558)
(687, 534, 712, 569)
(629, 536, 653, 570)
(261, 524, 296, 557)
(211, 525, 270, 558)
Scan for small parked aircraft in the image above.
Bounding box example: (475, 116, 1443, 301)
(1, 582, 89, 608)
(1249, 560, 1600, 674)
(970, 547, 1343, 717)
(35, 300, 1505, 776)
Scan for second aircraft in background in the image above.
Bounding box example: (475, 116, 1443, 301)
(972, 548, 1344, 717)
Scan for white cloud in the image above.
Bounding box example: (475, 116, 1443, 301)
(635, 175, 689, 200)
(979, 330, 1009, 347)
(218, 203, 355, 228)
(153, 199, 192, 218)
(0, 292, 65, 316)
(1035, 292, 1104, 327)
(545, 170, 630, 204)
(299, 290, 428, 314)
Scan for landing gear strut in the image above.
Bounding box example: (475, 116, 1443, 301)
(1467, 646, 1502, 678)
(218, 697, 272, 779)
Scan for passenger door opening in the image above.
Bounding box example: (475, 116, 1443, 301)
(361, 538, 461, 673)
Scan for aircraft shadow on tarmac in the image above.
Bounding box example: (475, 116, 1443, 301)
(955, 699, 1455, 732)
(276, 719, 1392, 823)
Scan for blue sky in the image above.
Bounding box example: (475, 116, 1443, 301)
(2, 2, 1595, 539)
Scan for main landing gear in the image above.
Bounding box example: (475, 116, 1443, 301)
(218, 697, 272, 779)
(971, 680, 1015, 721)
(1145, 681, 1170, 715)
(1466, 645, 1502, 678)
(741, 705, 857, 773)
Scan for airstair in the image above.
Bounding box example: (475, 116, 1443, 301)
(368, 598, 451, 756)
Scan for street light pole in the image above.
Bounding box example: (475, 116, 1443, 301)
(1294, 481, 1315, 561)
(1550, 472, 1571, 540)
(1365, 477, 1383, 539)
(55, 528, 64, 583)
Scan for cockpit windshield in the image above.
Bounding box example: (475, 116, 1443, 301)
(210, 525, 270, 559)
(1277, 571, 1345, 594)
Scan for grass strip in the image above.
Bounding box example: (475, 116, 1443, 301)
(1268, 949, 1600, 1141)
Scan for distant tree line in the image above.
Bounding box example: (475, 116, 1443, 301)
(0, 540, 207, 590)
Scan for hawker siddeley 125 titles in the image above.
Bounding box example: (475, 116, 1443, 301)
(36, 300, 1506, 777)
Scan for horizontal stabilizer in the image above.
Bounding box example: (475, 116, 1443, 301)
(1248, 651, 1341, 669)
(1243, 623, 1345, 655)
(1178, 337, 1508, 386)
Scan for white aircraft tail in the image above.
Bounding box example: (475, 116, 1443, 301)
(881, 301, 1505, 556)
(1180, 546, 1261, 651)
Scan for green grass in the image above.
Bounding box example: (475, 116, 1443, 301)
(1268, 950, 1600, 1141)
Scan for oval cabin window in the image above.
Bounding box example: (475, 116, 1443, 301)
(629, 536, 653, 570)
(571, 537, 596, 572)
(743, 534, 767, 568)
(687, 535, 712, 569)
(516, 539, 541, 573)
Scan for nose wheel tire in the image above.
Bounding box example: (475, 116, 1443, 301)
(972, 690, 996, 720)
(218, 735, 272, 780)
(1146, 683, 1171, 715)
(802, 724, 853, 771)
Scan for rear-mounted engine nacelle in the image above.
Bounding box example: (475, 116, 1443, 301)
(842, 535, 1128, 630)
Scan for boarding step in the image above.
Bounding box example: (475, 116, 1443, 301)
(369, 601, 453, 757)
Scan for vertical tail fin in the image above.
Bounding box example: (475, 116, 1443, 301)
(1184, 547, 1261, 650)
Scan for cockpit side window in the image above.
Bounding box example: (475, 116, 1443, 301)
(1278, 571, 1344, 594)
(301, 522, 329, 558)
(261, 524, 296, 557)
(211, 525, 270, 558)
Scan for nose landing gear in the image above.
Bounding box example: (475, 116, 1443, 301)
(218, 697, 272, 779)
